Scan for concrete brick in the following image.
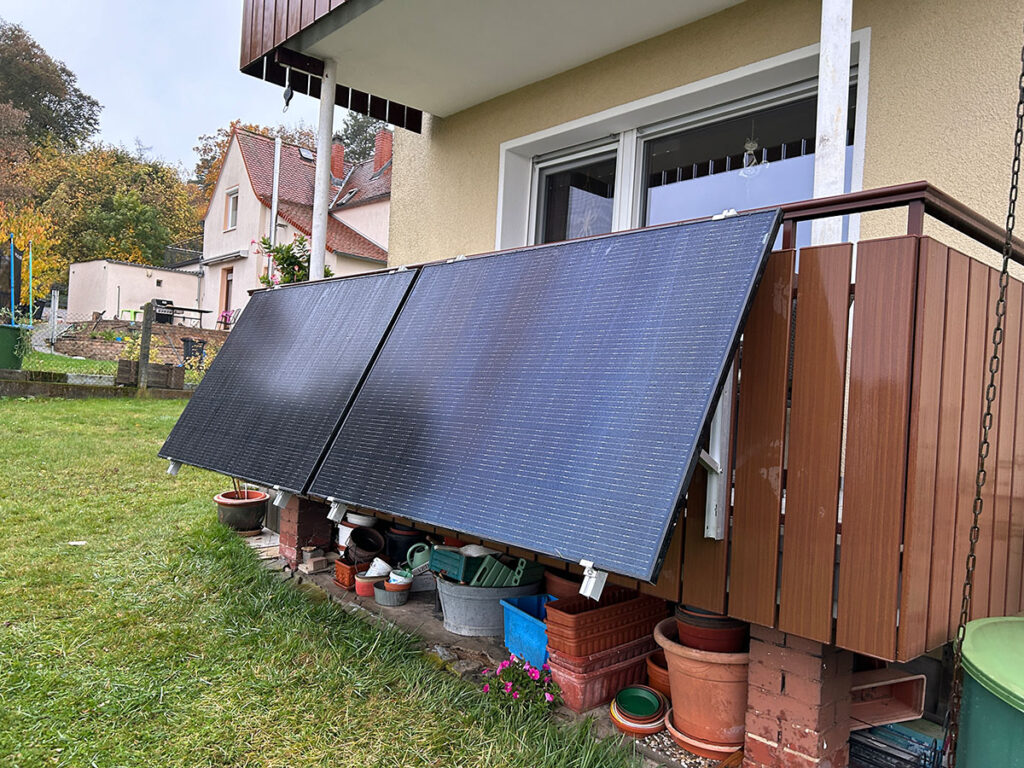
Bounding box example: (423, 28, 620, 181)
(750, 659, 785, 694)
(743, 734, 779, 767)
(781, 721, 849, 758)
(784, 634, 827, 656)
(745, 710, 782, 743)
(751, 624, 788, 646)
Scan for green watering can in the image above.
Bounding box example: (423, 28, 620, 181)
(407, 542, 431, 569)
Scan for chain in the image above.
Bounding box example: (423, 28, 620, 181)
(945, 26, 1024, 766)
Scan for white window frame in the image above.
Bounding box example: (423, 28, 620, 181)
(495, 31, 871, 539)
(496, 30, 870, 250)
(225, 187, 240, 231)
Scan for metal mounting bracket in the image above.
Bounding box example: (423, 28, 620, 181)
(578, 559, 608, 601)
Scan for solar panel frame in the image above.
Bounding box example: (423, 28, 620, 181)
(159, 269, 417, 494)
(310, 211, 781, 582)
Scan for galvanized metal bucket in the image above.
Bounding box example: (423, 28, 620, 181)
(436, 575, 540, 637)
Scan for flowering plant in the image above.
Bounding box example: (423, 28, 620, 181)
(480, 654, 560, 712)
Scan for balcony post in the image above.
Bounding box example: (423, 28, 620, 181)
(811, 0, 852, 246)
(310, 57, 337, 280)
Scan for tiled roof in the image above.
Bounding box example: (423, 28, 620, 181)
(233, 129, 388, 263)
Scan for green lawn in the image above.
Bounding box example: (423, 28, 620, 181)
(0, 398, 636, 768)
(22, 350, 119, 375)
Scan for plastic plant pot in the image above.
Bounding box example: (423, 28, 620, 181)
(383, 580, 412, 593)
(213, 490, 268, 531)
(354, 575, 384, 598)
(663, 707, 740, 761)
(615, 685, 664, 722)
(646, 650, 672, 696)
(674, 605, 749, 653)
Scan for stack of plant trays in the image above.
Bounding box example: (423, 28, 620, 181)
(545, 587, 669, 712)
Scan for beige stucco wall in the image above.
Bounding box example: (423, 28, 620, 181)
(389, 0, 1023, 267)
(333, 200, 390, 249)
(68, 260, 199, 320)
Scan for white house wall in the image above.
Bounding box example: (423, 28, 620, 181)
(332, 200, 389, 249)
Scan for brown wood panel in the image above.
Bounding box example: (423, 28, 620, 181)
(836, 237, 918, 660)
(640, 514, 684, 602)
(897, 239, 948, 660)
(249, 0, 264, 66)
(315, 0, 331, 20)
(262, 0, 276, 56)
(301, 0, 315, 28)
(240, 0, 253, 67)
(949, 259, 991, 635)
(729, 251, 795, 626)
(681, 466, 728, 611)
(274, 0, 289, 45)
(286, 0, 303, 39)
(778, 244, 852, 644)
(969, 269, 1004, 619)
(925, 250, 970, 650)
(990, 277, 1022, 616)
(1009, 291, 1024, 614)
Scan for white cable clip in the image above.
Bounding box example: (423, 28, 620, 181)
(578, 559, 608, 601)
(712, 208, 738, 220)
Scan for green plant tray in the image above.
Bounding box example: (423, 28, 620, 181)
(512, 559, 546, 586)
(428, 548, 486, 583)
(470, 555, 516, 587)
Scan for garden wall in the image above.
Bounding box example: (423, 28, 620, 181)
(54, 320, 229, 365)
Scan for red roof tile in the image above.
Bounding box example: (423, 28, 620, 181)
(233, 129, 389, 263)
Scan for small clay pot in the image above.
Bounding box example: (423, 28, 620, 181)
(674, 605, 749, 653)
(384, 580, 412, 593)
(663, 708, 740, 760)
(609, 700, 666, 737)
(614, 685, 665, 724)
(354, 574, 384, 598)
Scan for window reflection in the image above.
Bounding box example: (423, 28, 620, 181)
(537, 153, 616, 244)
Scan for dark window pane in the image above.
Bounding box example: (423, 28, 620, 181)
(538, 154, 616, 243)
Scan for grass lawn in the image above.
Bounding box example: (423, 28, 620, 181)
(21, 351, 119, 375)
(0, 398, 637, 768)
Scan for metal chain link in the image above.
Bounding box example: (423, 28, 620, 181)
(945, 26, 1024, 766)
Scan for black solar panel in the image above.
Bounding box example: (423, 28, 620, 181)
(160, 270, 415, 493)
(309, 211, 780, 581)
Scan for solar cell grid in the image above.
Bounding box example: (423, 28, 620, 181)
(159, 270, 415, 493)
(310, 211, 779, 581)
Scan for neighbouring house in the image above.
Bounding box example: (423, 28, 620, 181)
(67, 259, 201, 321)
(235, 2, 1024, 766)
(199, 126, 391, 322)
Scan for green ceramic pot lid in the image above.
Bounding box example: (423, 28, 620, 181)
(961, 617, 1024, 711)
(614, 686, 662, 719)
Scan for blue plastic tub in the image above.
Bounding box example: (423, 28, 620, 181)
(500, 594, 556, 668)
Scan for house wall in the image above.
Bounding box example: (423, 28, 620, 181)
(68, 261, 199, 320)
(333, 200, 390, 249)
(388, 0, 1023, 266)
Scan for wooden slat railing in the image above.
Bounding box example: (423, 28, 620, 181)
(638, 182, 1024, 661)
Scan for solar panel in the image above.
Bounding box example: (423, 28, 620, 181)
(309, 211, 780, 581)
(160, 270, 415, 493)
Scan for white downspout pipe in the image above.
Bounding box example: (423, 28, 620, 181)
(310, 58, 337, 280)
(811, 0, 852, 246)
(270, 137, 282, 248)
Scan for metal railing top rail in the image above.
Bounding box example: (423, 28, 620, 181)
(769, 180, 1024, 264)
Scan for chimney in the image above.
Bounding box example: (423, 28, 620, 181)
(373, 129, 393, 172)
(330, 138, 345, 179)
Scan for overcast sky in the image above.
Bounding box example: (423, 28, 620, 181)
(0, 0, 332, 175)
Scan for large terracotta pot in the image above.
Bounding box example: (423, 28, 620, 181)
(214, 490, 268, 531)
(654, 617, 749, 748)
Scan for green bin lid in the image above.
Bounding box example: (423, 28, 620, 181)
(961, 617, 1024, 711)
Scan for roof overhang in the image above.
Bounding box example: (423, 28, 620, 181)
(243, 0, 744, 119)
(202, 250, 248, 266)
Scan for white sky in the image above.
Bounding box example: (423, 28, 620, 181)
(0, 0, 333, 176)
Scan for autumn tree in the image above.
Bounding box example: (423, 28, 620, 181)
(0, 103, 30, 202)
(0, 20, 100, 149)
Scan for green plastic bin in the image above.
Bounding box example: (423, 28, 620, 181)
(0, 325, 22, 370)
(957, 616, 1024, 767)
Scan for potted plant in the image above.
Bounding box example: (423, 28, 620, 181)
(213, 479, 268, 534)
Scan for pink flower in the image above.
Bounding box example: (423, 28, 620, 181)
(542, 663, 549, 671)
(528, 668, 540, 681)
(544, 692, 554, 703)
(544, 676, 551, 683)
(509, 653, 516, 660)
(482, 683, 489, 693)
(481, 668, 490, 675)
(512, 692, 519, 700)
(497, 661, 509, 673)
(504, 681, 513, 693)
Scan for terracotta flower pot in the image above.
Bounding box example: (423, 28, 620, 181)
(664, 707, 740, 760)
(213, 490, 268, 532)
(654, 617, 749, 748)
(384, 580, 412, 592)
(354, 574, 383, 597)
